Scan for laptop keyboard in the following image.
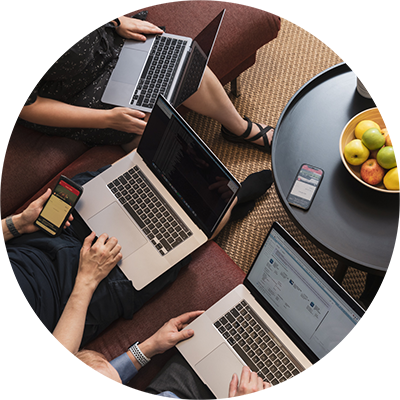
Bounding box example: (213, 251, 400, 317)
(214, 300, 302, 386)
(174, 45, 207, 106)
(130, 35, 188, 109)
(107, 165, 192, 256)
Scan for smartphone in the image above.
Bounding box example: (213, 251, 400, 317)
(35, 176, 83, 236)
(287, 164, 324, 210)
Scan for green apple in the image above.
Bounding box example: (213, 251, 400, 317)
(376, 146, 400, 169)
(344, 139, 370, 166)
(362, 128, 385, 150)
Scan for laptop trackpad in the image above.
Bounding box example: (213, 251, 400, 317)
(112, 48, 147, 85)
(88, 202, 147, 258)
(195, 343, 244, 399)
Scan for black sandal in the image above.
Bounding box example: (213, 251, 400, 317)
(221, 116, 274, 154)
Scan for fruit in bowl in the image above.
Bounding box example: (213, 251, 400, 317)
(360, 159, 385, 185)
(344, 139, 370, 165)
(354, 120, 380, 140)
(377, 146, 397, 170)
(341, 108, 398, 192)
(361, 128, 385, 150)
(383, 167, 399, 190)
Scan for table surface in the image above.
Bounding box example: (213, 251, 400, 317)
(271, 63, 399, 276)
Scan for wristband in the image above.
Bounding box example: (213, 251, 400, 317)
(128, 342, 151, 367)
(6, 216, 21, 238)
(113, 18, 121, 27)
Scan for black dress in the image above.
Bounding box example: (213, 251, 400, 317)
(18, 23, 137, 146)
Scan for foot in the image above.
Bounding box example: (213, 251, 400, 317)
(237, 170, 274, 204)
(230, 200, 256, 222)
(229, 170, 274, 222)
(221, 117, 274, 153)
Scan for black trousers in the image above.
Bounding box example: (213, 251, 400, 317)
(145, 354, 215, 399)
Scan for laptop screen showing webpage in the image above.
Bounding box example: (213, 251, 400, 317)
(138, 96, 239, 237)
(246, 223, 400, 400)
(246, 223, 361, 398)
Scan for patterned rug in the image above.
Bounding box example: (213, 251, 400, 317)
(185, 19, 367, 301)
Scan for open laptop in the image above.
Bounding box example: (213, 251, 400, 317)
(177, 221, 364, 398)
(101, 10, 225, 113)
(75, 95, 240, 290)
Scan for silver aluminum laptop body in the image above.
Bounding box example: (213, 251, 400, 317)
(76, 96, 239, 290)
(177, 222, 364, 398)
(101, 10, 225, 113)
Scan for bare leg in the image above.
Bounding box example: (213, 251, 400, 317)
(210, 197, 238, 240)
(182, 67, 273, 146)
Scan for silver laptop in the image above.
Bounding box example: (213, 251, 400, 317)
(177, 222, 364, 398)
(101, 10, 225, 113)
(75, 95, 239, 290)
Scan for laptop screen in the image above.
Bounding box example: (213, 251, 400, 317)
(138, 96, 240, 237)
(246, 223, 364, 361)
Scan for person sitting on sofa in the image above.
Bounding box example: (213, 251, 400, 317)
(3, 169, 273, 397)
(18, 14, 274, 153)
(3, 162, 273, 347)
(49, 268, 271, 399)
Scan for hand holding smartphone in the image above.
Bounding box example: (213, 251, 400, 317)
(35, 176, 83, 236)
(287, 164, 324, 210)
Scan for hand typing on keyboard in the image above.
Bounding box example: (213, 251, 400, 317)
(113, 16, 164, 42)
(229, 366, 272, 397)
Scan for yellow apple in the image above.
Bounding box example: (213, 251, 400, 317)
(344, 139, 370, 165)
(383, 167, 399, 190)
(354, 120, 381, 140)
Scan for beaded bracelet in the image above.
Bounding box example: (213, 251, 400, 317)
(128, 342, 151, 367)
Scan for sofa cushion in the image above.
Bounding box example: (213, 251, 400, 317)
(1, 125, 89, 217)
(130, 1, 281, 85)
(13, 145, 126, 215)
(84, 240, 245, 391)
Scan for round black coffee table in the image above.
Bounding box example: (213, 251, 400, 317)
(271, 63, 399, 282)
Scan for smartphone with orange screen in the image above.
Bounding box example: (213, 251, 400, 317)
(35, 176, 83, 236)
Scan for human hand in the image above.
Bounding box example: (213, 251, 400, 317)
(139, 311, 204, 359)
(13, 188, 74, 235)
(77, 232, 122, 290)
(229, 366, 272, 397)
(115, 16, 164, 41)
(105, 107, 148, 135)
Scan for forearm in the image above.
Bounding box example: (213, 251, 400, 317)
(20, 96, 109, 130)
(3, 214, 30, 242)
(52, 280, 96, 354)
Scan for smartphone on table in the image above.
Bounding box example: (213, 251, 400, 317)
(35, 175, 83, 236)
(287, 164, 324, 210)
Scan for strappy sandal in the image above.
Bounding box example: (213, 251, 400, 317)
(221, 116, 274, 154)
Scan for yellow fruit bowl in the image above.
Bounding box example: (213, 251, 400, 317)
(339, 107, 398, 193)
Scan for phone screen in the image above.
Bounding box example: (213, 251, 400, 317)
(287, 164, 324, 210)
(36, 178, 82, 235)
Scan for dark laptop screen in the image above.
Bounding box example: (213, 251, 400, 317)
(138, 96, 239, 237)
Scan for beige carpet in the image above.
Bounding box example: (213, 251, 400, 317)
(185, 19, 367, 301)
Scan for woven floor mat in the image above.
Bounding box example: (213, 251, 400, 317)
(185, 19, 367, 300)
